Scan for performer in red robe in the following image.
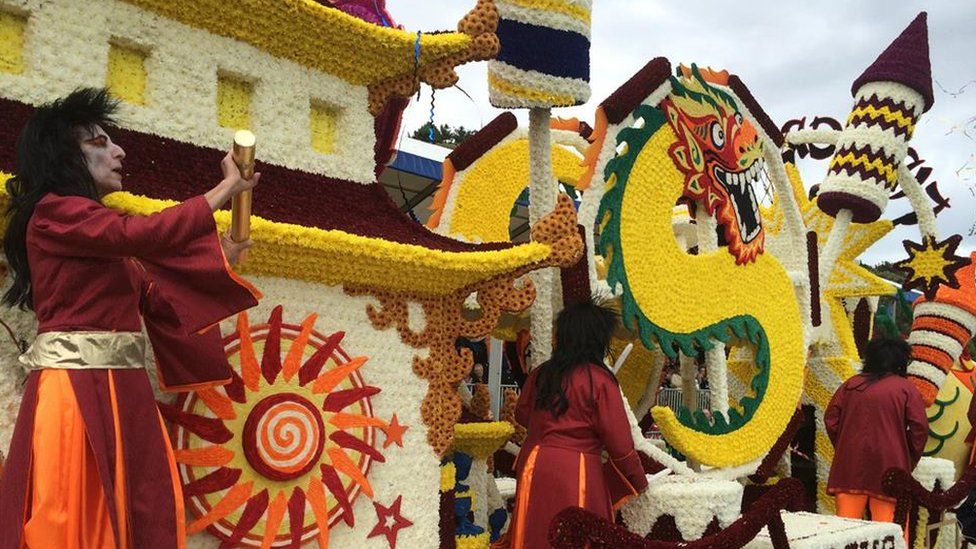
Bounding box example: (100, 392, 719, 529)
(825, 337, 928, 524)
(503, 301, 648, 549)
(0, 88, 261, 548)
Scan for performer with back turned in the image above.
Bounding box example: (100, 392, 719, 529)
(0, 88, 262, 548)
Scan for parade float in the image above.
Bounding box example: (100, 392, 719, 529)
(0, 0, 973, 548)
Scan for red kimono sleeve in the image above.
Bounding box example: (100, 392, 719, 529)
(905, 385, 929, 466)
(592, 367, 648, 503)
(35, 193, 261, 390)
(31, 194, 215, 258)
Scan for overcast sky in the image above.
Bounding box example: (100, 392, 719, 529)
(392, 1, 975, 264)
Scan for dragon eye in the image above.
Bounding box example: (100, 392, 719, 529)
(735, 112, 743, 125)
(710, 122, 725, 148)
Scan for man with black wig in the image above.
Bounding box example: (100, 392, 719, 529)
(0, 88, 261, 547)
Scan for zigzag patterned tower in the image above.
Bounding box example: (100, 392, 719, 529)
(908, 254, 976, 404)
(817, 12, 933, 223)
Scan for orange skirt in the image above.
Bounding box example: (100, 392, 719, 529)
(0, 369, 185, 549)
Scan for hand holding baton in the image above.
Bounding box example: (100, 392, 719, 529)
(230, 130, 255, 261)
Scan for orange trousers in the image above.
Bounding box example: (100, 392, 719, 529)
(835, 492, 908, 544)
(835, 493, 896, 522)
(22, 370, 185, 549)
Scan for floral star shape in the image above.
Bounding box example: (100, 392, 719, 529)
(368, 495, 413, 548)
(381, 413, 408, 449)
(894, 234, 971, 299)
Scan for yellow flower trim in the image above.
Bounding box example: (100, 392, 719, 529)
(453, 421, 514, 460)
(117, 0, 477, 86)
(456, 532, 490, 549)
(446, 138, 585, 242)
(487, 72, 576, 107)
(0, 10, 27, 75)
(441, 461, 458, 493)
(0, 180, 553, 296)
(612, 122, 806, 467)
(105, 192, 552, 295)
(106, 42, 148, 105)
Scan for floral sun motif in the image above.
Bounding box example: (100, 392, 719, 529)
(164, 305, 405, 547)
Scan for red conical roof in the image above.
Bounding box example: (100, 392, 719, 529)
(851, 12, 933, 112)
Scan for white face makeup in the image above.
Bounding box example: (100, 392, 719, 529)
(78, 125, 125, 196)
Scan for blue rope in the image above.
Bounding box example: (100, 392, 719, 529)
(371, 0, 390, 27)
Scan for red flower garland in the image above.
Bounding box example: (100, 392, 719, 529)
(549, 477, 804, 548)
(884, 465, 976, 526)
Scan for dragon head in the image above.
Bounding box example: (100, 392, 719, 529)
(662, 65, 765, 264)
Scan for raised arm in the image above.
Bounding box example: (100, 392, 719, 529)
(31, 194, 217, 258)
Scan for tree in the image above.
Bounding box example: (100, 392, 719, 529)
(410, 123, 477, 148)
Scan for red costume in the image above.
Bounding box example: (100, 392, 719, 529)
(507, 363, 647, 549)
(825, 373, 928, 500)
(0, 194, 260, 548)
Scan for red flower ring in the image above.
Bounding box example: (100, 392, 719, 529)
(242, 393, 326, 481)
(164, 305, 405, 547)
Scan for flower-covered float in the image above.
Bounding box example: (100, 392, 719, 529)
(0, 0, 583, 547)
(428, 8, 974, 549)
(0, 0, 972, 548)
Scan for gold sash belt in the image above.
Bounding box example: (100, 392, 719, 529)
(19, 331, 147, 370)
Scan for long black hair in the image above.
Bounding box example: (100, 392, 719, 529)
(3, 88, 119, 310)
(861, 337, 910, 379)
(534, 300, 619, 416)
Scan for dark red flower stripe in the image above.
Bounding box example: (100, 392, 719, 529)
(298, 331, 345, 386)
(440, 489, 457, 549)
(728, 75, 784, 148)
(808, 231, 822, 327)
(448, 112, 518, 172)
(600, 57, 672, 125)
(0, 96, 513, 253)
(321, 463, 355, 526)
(559, 224, 590, 306)
(181, 467, 242, 498)
(647, 515, 721, 542)
(224, 488, 269, 546)
(548, 477, 804, 548)
(323, 386, 382, 413)
(749, 408, 805, 484)
(330, 430, 386, 462)
(884, 466, 976, 525)
(261, 306, 284, 384)
(157, 400, 234, 444)
(287, 488, 307, 545)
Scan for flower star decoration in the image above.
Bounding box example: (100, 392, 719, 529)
(383, 413, 408, 448)
(368, 495, 413, 548)
(895, 234, 971, 299)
